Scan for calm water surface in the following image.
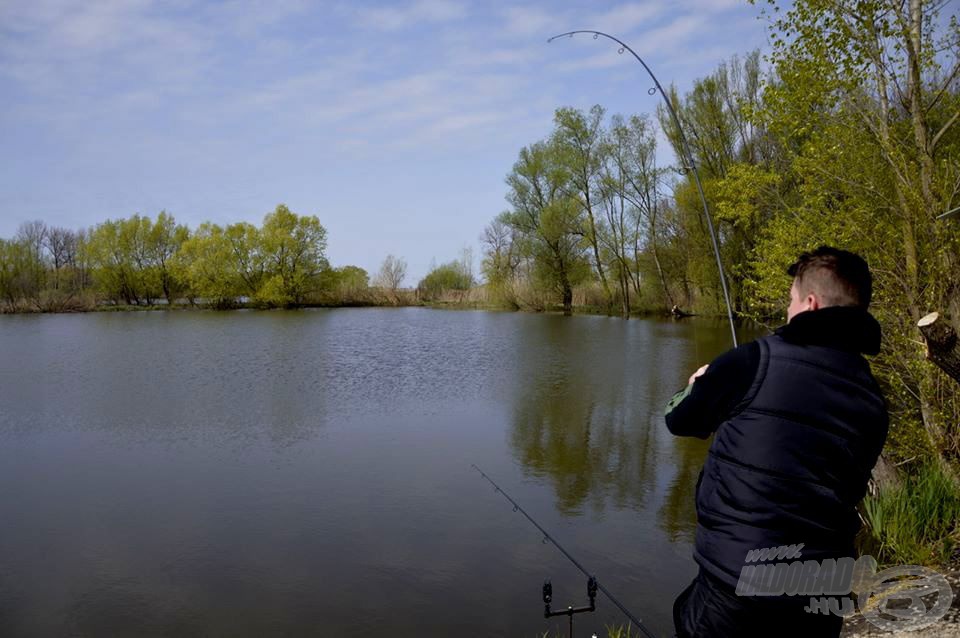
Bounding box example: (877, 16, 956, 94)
(0, 308, 757, 637)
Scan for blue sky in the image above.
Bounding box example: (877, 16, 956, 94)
(1, 0, 772, 283)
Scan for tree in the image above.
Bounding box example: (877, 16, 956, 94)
(0, 239, 35, 307)
(85, 218, 139, 304)
(224, 222, 264, 298)
(504, 140, 590, 314)
(656, 51, 777, 314)
(175, 223, 241, 308)
(417, 260, 473, 300)
(327, 265, 369, 301)
(147, 211, 189, 304)
(553, 105, 613, 307)
(600, 113, 669, 315)
(374, 255, 407, 292)
(45, 226, 76, 291)
(16, 220, 47, 302)
(481, 214, 520, 286)
(257, 204, 329, 306)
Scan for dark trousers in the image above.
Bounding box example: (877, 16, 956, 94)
(673, 569, 843, 638)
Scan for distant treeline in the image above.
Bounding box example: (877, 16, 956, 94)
(0, 205, 420, 311)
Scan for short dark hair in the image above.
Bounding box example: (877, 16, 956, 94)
(787, 246, 872, 308)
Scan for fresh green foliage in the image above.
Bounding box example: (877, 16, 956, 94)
(318, 265, 369, 302)
(0, 205, 343, 311)
(746, 0, 960, 464)
(253, 205, 329, 306)
(175, 222, 240, 308)
(502, 140, 592, 314)
(417, 259, 473, 301)
(176, 205, 329, 308)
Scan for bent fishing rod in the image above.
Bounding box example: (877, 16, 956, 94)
(471, 464, 658, 638)
(548, 30, 738, 348)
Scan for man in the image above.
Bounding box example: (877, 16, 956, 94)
(666, 246, 888, 637)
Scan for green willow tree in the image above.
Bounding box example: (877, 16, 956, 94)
(176, 205, 329, 308)
(148, 211, 189, 304)
(319, 265, 369, 302)
(489, 108, 676, 315)
(257, 205, 329, 306)
(175, 222, 240, 308)
(85, 216, 151, 305)
(84, 213, 191, 305)
(0, 206, 345, 312)
(223, 221, 264, 299)
(504, 140, 590, 315)
(600, 113, 667, 315)
(417, 260, 473, 301)
(553, 105, 613, 308)
(0, 238, 36, 306)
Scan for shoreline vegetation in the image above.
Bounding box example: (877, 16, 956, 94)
(0, 281, 684, 318)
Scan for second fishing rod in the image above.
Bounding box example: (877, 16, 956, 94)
(472, 464, 658, 638)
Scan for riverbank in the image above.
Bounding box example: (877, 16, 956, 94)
(0, 294, 681, 319)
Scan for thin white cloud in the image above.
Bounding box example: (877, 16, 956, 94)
(592, 3, 665, 33)
(551, 47, 630, 72)
(0, 0, 213, 99)
(684, 0, 744, 11)
(354, 0, 468, 31)
(200, 0, 312, 36)
(501, 6, 563, 37)
(427, 110, 508, 135)
(499, 2, 679, 43)
(639, 13, 710, 52)
(448, 45, 542, 68)
(549, 11, 713, 73)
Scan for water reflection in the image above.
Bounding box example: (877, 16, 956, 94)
(507, 315, 663, 516)
(506, 314, 764, 533)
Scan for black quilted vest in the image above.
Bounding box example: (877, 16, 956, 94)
(693, 333, 888, 588)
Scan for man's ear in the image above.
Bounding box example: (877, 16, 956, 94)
(806, 293, 820, 312)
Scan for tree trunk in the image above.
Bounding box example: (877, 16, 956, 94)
(561, 283, 572, 316)
(583, 199, 611, 307)
(918, 312, 960, 385)
(649, 228, 673, 310)
(620, 265, 630, 318)
(906, 0, 935, 211)
(558, 257, 573, 316)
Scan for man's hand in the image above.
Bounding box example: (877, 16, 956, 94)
(688, 364, 709, 385)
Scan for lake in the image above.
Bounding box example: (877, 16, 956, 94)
(0, 308, 753, 637)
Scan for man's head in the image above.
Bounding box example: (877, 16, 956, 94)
(786, 246, 872, 322)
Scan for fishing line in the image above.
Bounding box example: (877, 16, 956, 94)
(471, 464, 658, 638)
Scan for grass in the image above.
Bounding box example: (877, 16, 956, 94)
(861, 461, 960, 566)
(536, 624, 647, 638)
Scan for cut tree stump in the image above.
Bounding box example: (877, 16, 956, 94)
(918, 312, 960, 386)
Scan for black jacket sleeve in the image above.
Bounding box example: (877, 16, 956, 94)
(664, 341, 760, 439)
